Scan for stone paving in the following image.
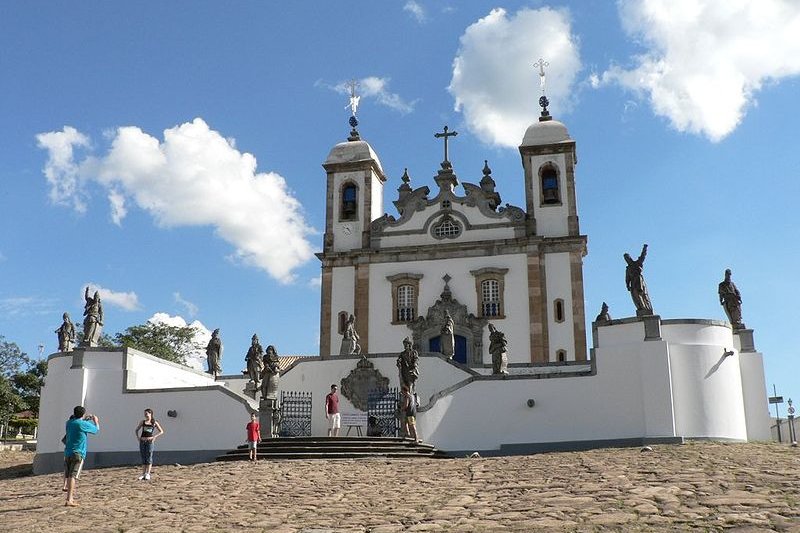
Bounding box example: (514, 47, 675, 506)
(2, 442, 800, 532)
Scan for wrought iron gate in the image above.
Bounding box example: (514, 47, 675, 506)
(279, 391, 312, 437)
(367, 387, 399, 437)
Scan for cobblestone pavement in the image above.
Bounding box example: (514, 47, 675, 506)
(2, 442, 800, 532)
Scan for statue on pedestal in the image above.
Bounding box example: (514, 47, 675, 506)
(339, 314, 361, 356)
(488, 323, 508, 375)
(260, 345, 281, 399)
(205, 328, 223, 377)
(397, 337, 419, 392)
(624, 244, 653, 316)
(245, 334, 264, 385)
(595, 302, 611, 323)
(719, 269, 745, 329)
(80, 287, 104, 347)
(440, 311, 455, 359)
(56, 312, 76, 352)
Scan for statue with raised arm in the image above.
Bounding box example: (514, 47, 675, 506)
(260, 345, 281, 399)
(245, 334, 264, 385)
(595, 302, 611, 323)
(55, 312, 76, 352)
(624, 244, 653, 316)
(339, 314, 361, 356)
(205, 328, 223, 377)
(396, 337, 419, 391)
(80, 287, 104, 347)
(440, 311, 455, 359)
(719, 269, 745, 329)
(488, 323, 508, 375)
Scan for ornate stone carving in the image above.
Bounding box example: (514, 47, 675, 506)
(205, 328, 222, 377)
(80, 287, 103, 347)
(595, 302, 611, 323)
(339, 314, 361, 356)
(55, 312, 76, 353)
(340, 357, 390, 411)
(260, 345, 280, 399)
(408, 276, 487, 366)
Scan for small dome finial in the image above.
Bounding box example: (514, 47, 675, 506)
(482, 160, 491, 177)
(533, 58, 552, 122)
(401, 168, 411, 184)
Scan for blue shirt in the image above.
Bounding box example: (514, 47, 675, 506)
(64, 418, 98, 458)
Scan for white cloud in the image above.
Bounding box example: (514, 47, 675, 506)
(324, 77, 418, 115)
(173, 292, 198, 317)
(148, 312, 210, 372)
(404, 1, 427, 23)
(35, 126, 91, 212)
(598, 0, 800, 141)
(307, 275, 321, 289)
(38, 118, 316, 283)
(84, 283, 141, 311)
(0, 296, 58, 317)
(449, 7, 582, 148)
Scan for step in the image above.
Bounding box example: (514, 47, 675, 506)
(217, 451, 448, 461)
(215, 436, 449, 461)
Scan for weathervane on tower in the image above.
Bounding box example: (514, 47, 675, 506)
(345, 79, 361, 141)
(533, 58, 551, 121)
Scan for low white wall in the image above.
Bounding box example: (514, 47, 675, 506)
(36, 349, 252, 467)
(278, 354, 474, 436)
(739, 351, 771, 441)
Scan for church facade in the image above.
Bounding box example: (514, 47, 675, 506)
(319, 114, 587, 366)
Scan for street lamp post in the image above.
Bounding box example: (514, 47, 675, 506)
(788, 399, 797, 447)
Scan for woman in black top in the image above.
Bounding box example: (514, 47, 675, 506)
(134, 408, 164, 480)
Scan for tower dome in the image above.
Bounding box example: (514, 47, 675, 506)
(520, 118, 571, 147)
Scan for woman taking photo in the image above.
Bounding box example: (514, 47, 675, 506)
(134, 408, 164, 480)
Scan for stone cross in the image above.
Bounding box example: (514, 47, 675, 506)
(434, 126, 458, 165)
(345, 79, 360, 117)
(534, 58, 549, 95)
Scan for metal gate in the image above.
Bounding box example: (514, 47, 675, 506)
(279, 391, 312, 437)
(367, 387, 399, 437)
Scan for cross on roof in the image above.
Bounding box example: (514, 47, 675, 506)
(345, 79, 361, 116)
(533, 58, 549, 95)
(434, 125, 458, 166)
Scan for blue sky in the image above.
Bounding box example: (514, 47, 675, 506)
(1, 1, 799, 407)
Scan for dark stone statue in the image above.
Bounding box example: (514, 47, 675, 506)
(440, 310, 455, 359)
(595, 302, 611, 322)
(260, 345, 280, 399)
(396, 337, 419, 392)
(80, 287, 104, 347)
(624, 244, 653, 316)
(488, 323, 508, 375)
(719, 269, 745, 329)
(205, 328, 223, 377)
(339, 314, 361, 356)
(55, 312, 76, 352)
(245, 334, 264, 385)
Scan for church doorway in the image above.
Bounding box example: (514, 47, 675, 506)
(428, 335, 468, 365)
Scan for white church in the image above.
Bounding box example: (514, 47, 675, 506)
(33, 94, 771, 474)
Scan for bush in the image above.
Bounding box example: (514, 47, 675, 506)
(8, 418, 38, 431)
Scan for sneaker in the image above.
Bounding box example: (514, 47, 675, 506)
(138, 475, 145, 480)
(144, 474, 151, 481)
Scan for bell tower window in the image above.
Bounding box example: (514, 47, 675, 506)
(540, 164, 560, 205)
(340, 182, 358, 221)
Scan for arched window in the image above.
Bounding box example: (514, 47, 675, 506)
(540, 164, 560, 205)
(554, 299, 565, 323)
(387, 273, 423, 324)
(471, 267, 508, 319)
(340, 183, 358, 221)
(337, 311, 348, 335)
(556, 349, 567, 362)
(481, 279, 501, 317)
(397, 284, 416, 322)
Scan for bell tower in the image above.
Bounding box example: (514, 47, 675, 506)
(519, 59, 587, 362)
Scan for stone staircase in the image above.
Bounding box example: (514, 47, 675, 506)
(216, 436, 450, 461)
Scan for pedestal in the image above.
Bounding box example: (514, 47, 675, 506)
(259, 397, 278, 439)
(734, 329, 756, 353)
(642, 314, 662, 341)
(244, 381, 259, 399)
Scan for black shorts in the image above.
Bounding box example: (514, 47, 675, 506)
(64, 453, 84, 479)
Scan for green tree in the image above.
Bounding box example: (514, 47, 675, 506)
(0, 336, 31, 378)
(11, 359, 47, 415)
(115, 322, 202, 365)
(0, 374, 26, 438)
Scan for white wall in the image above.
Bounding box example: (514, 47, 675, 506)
(738, 351, 771, 441)
(329, 265, 355, 356)
(366, 254, 530, 364)
(544, 252, 575, 361)
(37, 349, 252, 459)
(278, 355, 473, 437)
(332, 170, 365, 252)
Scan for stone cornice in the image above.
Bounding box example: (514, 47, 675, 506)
(322, 160, 387, 183)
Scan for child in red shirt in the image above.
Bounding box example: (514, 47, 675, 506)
(246, 413, 260, 462)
